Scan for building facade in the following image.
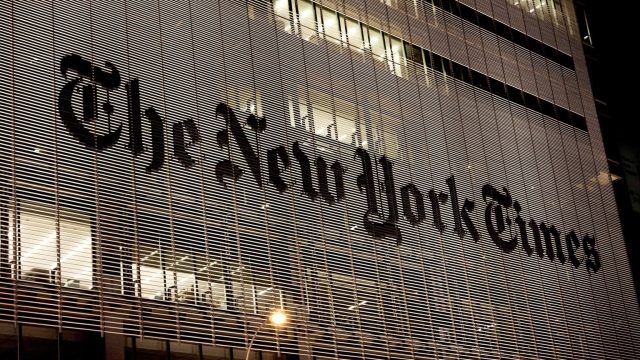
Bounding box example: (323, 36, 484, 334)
(0, 0, 638, 359)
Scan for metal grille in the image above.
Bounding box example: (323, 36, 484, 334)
(0, 0, 638, 359)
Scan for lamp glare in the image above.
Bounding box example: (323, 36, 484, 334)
(269, 309, 287, 327)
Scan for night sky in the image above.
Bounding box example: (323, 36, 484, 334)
(583, 1, 640, 295)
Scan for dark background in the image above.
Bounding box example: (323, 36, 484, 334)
(577, 0, 640, 297)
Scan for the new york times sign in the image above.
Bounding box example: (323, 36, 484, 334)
(57, 54, 601, 274)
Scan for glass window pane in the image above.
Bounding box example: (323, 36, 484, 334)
(370, 111, 400, 159)
(136, 245, 164, 300)
(344, 17, 363, 51)
(367, 27, 385, 62)
(273, 0, 292, 33)
(315, 4, 324, 36)
(17, 203, 57, 285)
(335, 115, 356, 145)
(312, 106, 336, 140)
(232, 265, 255, 313)
(392, 36, 406, 75)
(255, 285, 283, 315)
(14, 201, 92, 289)
(297, 0, 316, 41)
(322, 8, 341, 44)
(59, 212, 92, 289)
(175, 251, 196, 304)
(196, 260, 226, 309)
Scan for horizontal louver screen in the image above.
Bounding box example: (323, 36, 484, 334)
(0, 0, 638, 359)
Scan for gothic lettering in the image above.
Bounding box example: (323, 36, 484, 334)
(56, 54, 604, 274)
(400, 183, 426, 225)
(268, 145, 291, 192)
(173, 118, 201, 168)
(446, 176, 478, 241)
(540, 222, 565, 263)
(428, 189, 448, 233)
(355, 149, 401, 244)
(513, 201, 533, 256)
(483, 184, 517, 253)
(316, 156, 335, 204)
(126, 79, 144, 156)
(216, 103, 262, 186)
(566, 231, 582, 268)
(293, 141, 319, 200)
(583, 235, 601, 273)
(144, 107, 165, 172)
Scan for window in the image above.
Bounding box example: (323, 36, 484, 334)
(196, 260, 227, 310)
(131, 237, 283, 313)
(227, 87, 263, 118)
(295, 0, 316, 41)
(371, 111, 400, 159)
(255, 283, 284, 316)
(380, 0, 398, 8)
(321, 7, 341, 45)
(134, 244, 167, 300)
(133, 245, 227, 309)
(365, 25, 386, 63)
(229, 264, 253, 312)
(8, 201, 93, 289)
(289, 91, 364, 148)
(385, 34, 406, 77)
(273, 0, 292, 33)
(343, 16, 364, 51)
(287, 91, 402, 157)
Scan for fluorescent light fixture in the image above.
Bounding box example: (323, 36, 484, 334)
(258, 287, 273, 296)
(20, 231, 56, 263)
(141, 250, 158, 262)
(53, 237, 91, 269)
(198, 261, 217, 272)
(348, 300, 368, 310)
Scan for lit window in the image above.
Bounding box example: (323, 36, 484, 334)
(232, 265, 255, 313)
(371, 111, 400, 159)
(134, 245, 165, 300)
(386, 34, 406, 77)
(366, 26, 386, 62)
(8, 201, 92, 289)
(255, 285, 284, 316)
(312, 106, 337, 140)
(196, 260, 226, 309)
(227, 88, 263, 118)
(273, 0, 292, 33)
(321, 7, 341, 45)
(289, 92, 365, 148)
(134, 246, 226, 308)
(296, 0, 316, 41)
(380, 0, 399, 9)
(344, 16, 364, 51)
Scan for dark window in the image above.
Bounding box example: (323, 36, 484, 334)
(404, 42, 424, 64)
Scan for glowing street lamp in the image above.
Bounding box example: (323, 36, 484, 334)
(245, 309, 288, 360)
